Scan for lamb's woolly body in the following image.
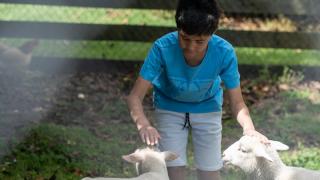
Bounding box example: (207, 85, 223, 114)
(0, 46, 31, 65)
(248, 145, 285, 180)
(276, 166, 320, 180)
(223, 136, 320, 180)
(0, 40, 38, 69)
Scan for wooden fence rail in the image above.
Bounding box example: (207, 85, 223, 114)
(0, 0, 319, 16)
(0, 0, 319, 50)
(1, 21, 319, 49)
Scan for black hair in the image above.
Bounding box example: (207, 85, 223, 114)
(175, 0, 222, 35)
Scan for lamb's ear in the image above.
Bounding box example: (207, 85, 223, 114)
(122, 152, 144, 164)
(269, 140, 289, 151)
(162, 151, 178, 161)
(254, 146, 273, 162)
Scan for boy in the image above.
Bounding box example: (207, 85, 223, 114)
(126, 0, 268, 179)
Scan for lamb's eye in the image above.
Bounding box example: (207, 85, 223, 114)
(238, 147, 247, 153)
(240, 148, 247, 153)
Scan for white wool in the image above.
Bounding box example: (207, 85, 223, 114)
(82, 148, 178, 180)
(0, 41, 36, 67)
(223, 135, 320, 180)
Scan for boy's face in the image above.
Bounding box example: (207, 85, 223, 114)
(178, 30, 211, 61)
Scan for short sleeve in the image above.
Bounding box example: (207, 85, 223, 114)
(139, 43, 163, 83)
(219, 48, 240, 89)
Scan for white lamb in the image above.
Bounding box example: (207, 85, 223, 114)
(82, 147, 178, 180)
(0, 40, 38, 68)
(222, 135, 320, 180)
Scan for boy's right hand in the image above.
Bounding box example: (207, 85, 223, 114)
(138, 125, 161, 146)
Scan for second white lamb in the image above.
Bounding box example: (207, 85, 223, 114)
(222, 135, 320, 180)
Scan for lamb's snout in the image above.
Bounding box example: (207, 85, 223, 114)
(221, 151, 231, 165)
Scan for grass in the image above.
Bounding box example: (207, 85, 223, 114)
(1, 87, 319, 179)
(0, 123, 247, 180)
(0, 123, 140, 179)
(281, 147, 320, 170)
(250, 89, 320, 147)
(236, 48, 320, 66)
(0, 4, 176, 26)
(1, 38, 320, 66)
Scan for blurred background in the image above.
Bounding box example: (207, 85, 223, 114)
(0, 0, 319, 179)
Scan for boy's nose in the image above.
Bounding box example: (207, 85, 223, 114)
(185, 43, 196, 52)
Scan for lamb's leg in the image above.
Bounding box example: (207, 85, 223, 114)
(167, 166, 186, 180)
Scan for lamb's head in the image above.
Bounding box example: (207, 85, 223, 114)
(222, 135, 289, 173)
(122, 147, 178, 175)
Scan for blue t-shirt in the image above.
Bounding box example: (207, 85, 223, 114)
(140, 31, 240, 113)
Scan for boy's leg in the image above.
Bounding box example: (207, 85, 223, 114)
(154, 109, 189, 180)
(190, 111, 223, 180)
(168, 166, 186, 180)
(197, 170, 221, 180)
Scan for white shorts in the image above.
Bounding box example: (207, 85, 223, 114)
(154, 108, 223, 171)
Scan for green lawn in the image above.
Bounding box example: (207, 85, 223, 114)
(0, 3, 175, 26)
(1, 38, 320, 66)
(0, 88, 319, 179)
(0, 123, 140, 179)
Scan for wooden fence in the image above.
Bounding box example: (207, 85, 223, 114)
(1, 0, 320, 16)
(0, 0, 319, 61)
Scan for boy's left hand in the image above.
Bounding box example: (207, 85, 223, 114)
(243, 129, 270, 144)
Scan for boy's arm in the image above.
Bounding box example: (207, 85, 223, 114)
(126, 76, 160, 145)
(227, 86, 269, 143)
